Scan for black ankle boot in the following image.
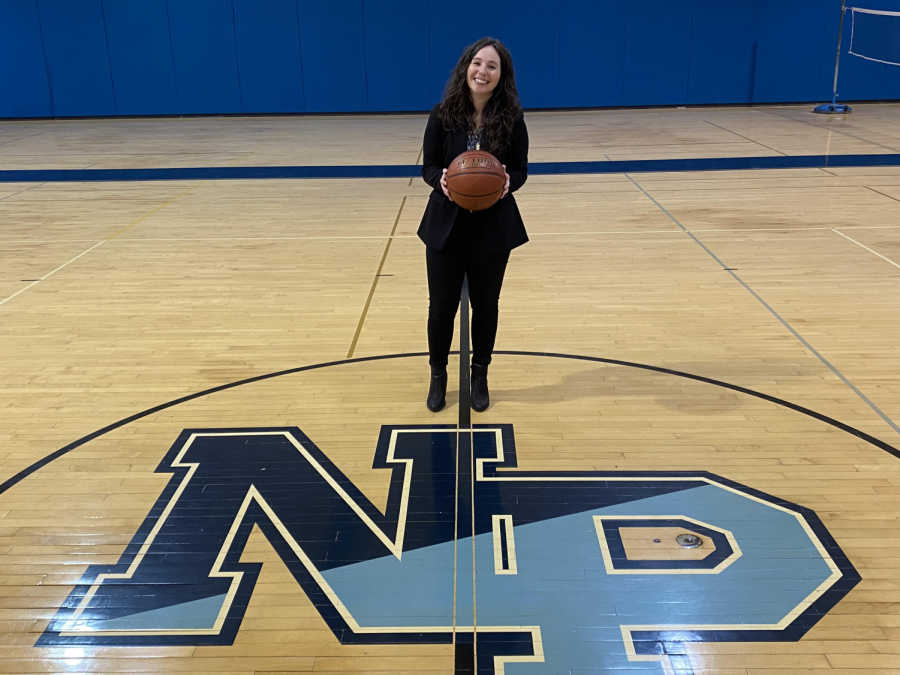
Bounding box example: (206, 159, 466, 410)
(426, 366, 448, 412)
(471, 364, 489, 412)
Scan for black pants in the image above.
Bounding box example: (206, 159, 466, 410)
(426, 210, 509, 368)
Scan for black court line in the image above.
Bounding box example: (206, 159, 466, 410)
(1, 351, 898, 500)
(458, 279, 471, 429)
(454, 279, 472, 669)
(3, 153, 900, 183)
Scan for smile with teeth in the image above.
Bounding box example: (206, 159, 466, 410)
(474, 78, 490, 84)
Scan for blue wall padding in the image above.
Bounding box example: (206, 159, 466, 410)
(101, 0, 179, 115)
(754, 0, 829, 102)
(689, 0, 761, 104)
(36, 0, 116, 116)
(364, 0, 431, 112)
(495, 0, 561, 109)
(6, 0, 900, 118)
(427, 2, 495, 104)
(623, 0, 694, 106)
(166, 0, 242, 114)
(297, 0, 368, 112)
(232, 0, 305, 113)
(558, 0, 626, 108)
(0, 0, 52, 117)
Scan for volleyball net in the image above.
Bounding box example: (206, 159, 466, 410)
(815, 4, 900, 113)
(849, 7, 900, 66)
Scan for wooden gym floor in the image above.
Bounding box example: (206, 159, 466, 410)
(0, 103, 899, 674)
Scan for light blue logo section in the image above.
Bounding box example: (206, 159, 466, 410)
(323, 484, 834, 674)
(323, 539, 457, 628)
(81, 594, 228, 632)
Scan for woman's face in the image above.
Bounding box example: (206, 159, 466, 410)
(467, 45, 502, 99)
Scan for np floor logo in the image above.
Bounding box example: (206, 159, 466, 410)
(41, 423, 858, 675)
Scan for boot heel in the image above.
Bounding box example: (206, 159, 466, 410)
(471, 364, 489, 412)
(426, 368, 448, 412)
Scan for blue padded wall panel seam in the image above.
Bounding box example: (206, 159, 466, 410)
(621, 0, 628, 103)
(99, 0, 118, 113)
(556, 0, 562, 106)
(167, 0, 243, 114)
(297, 1, 367, 112)
(102, 0, 180, 114)
(0, 0, 53, 117)
(37, 0, 118, 116)
(295, 0, 307, 108)
(36, 0, 55, 115)
(688, 0, 761, 104)
(623, 0, 693, 105)
(558, 0, 626, 107)
(816, 0, 833, 100)
(230, 0, 244, 111)
(361, 0, 370, 110)
(685, 0, 696, 100)
(232, 0, 305, 112)
(364, 0, 431, 111)
(426, 0, 431, 111)
(750, 2, 762, 103)
(164, 0, 181, 111)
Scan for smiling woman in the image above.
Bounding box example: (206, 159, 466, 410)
(418, 38, 529, 414)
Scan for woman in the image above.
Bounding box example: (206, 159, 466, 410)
(418, 37, 529, 413)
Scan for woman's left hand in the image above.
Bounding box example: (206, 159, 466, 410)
(501, 165, 510, 198)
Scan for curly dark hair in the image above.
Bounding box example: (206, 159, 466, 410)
(438, 37, 522, 153)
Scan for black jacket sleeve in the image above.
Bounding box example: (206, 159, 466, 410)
(505, 114, 528, 194)
(421, 105, 444, 191)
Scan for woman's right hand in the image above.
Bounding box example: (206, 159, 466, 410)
(440, 168, 453, 201)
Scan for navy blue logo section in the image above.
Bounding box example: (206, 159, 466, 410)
(40, 425, 859, 675)
(39, 425, 462, 646)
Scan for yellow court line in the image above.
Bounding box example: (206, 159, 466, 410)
(346, 196, 407, 358)
(0, 240, 106, 307)
(408, 146, 424, 186)
(105, 182, 203, 240)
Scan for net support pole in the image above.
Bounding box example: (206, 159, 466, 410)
(815, 0, 852, 114)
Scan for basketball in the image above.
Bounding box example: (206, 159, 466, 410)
(445, 150, 506, 211)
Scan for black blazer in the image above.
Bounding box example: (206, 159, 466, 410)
(417, 103, 529, 255)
